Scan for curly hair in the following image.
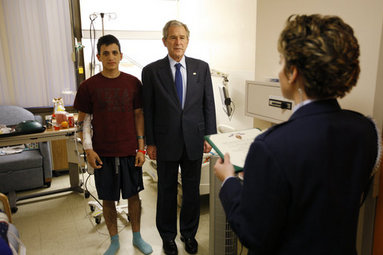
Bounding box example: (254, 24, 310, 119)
(278, 14, 360, 99)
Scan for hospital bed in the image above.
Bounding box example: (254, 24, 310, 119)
(142, 152, 213, 197)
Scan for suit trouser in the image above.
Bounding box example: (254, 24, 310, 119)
(156, 152, 202, 241)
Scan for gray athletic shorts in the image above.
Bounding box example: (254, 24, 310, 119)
(94, 156, 144, 201)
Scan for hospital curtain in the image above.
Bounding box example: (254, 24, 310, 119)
(0, 0, 76, 108)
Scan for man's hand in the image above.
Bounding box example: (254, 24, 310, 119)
(135, 151, 146, 167)
(214, 153, 235, 182)
(85, 149, 103, 169)
(204, 140, 212, 153)
(147, 145, 157, 160)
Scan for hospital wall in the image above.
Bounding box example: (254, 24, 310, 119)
(177, 0, 257, 131)
(255, 0, 383, 129)
(178, 0, 383, 132)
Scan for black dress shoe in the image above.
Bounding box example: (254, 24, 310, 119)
(180, 236, 198, 254)
(163, 239, 178, 255)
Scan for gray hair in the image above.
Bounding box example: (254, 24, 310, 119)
(162, 20, 190, 40)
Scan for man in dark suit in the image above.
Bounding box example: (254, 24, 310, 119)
(214, 14, 381, 255)
(142, 20, 217, 255)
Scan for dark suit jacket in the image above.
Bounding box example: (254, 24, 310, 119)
(142, 56, 217, 161)
(219, 99, 378, 255)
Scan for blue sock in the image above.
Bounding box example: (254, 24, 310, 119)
(104, 234, 120, 255)
(133, 232, 153, 255)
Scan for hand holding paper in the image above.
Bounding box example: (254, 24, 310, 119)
(205, 128, 262, 171)
(214, 153, 235, 182)
(204, 140, 212, 153)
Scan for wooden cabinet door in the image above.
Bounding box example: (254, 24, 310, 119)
(51, 139, 68, 170)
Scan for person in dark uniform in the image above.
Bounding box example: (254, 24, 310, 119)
(214, 14, 381, 255)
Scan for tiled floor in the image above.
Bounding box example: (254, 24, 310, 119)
(11, 171, 210, 255)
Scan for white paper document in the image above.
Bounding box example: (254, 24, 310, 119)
(205, 128, 263, 171)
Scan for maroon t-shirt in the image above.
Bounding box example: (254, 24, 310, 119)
(74, 72, 142, 157)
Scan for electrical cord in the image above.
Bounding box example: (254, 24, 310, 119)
(73, 130, 86, 193)
(75, 133, 129, 235)
(83, 162, 102, 207)
(73, 127, 102, 207)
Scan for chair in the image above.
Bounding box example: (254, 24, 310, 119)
(0, 193, 25, 254)
(0, 105, 53, 212)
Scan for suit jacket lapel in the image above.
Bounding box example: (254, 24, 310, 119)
(157, 56, 180, 106)
(184, 57, 198, 109)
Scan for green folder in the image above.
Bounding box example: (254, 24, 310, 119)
(205, 128, 262, 172)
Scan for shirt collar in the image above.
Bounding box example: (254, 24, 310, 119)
(168, 55, 186, 68)
(293, 99, 315, 113)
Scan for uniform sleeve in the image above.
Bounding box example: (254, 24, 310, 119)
(219, 139, 290, 253)
(73, 82, 92, 114)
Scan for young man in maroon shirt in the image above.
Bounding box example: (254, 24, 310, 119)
(74, 34, 152, 255)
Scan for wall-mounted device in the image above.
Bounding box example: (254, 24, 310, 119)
(245, 81, 294, 123)
(268, 95, 293, 110)
(211, 69, 234, 119)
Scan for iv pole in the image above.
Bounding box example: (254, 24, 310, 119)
(100, 13, 105, 35)
(88, 12, 116, 76)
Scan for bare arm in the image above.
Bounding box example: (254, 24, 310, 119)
(134, 108, 145, 166)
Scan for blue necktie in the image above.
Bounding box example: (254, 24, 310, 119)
(175, 63, 183, 106)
